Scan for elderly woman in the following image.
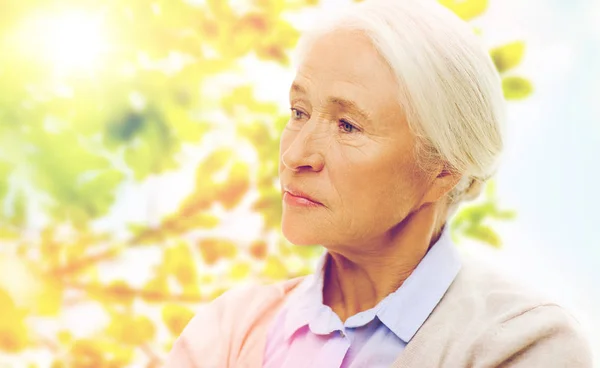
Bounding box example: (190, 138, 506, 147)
(166, 0, 592, 367)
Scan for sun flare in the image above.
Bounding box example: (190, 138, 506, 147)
(17, 9, 110, 74)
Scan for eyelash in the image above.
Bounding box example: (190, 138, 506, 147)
(289, 108, 359, 134)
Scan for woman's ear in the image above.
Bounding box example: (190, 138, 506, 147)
(420, 163, 462, 205)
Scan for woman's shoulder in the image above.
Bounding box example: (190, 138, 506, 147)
(187, 275, 306, 330)
(449, 252, 557, 310)
(207, 276, 306, 313)
(415, 253, 594, 367)
(164, 276, 306, 367)
(444, 252, 586, 334)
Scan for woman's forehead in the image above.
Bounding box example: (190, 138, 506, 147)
(293, 30, 398, 96)
(302, 32, 390, 74)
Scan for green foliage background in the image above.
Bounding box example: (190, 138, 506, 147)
(0, 0, 530, 366)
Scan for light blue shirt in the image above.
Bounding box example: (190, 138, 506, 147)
(262, 225, 462, 368)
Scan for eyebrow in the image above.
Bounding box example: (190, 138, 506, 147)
(290, 82, 372, 124)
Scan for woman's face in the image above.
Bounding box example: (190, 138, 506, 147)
(279, 29, 439, 249)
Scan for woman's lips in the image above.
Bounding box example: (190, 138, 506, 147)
(283, 191, 323, 208)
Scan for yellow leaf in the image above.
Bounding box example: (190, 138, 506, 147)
(256, 43, 289, 65)
(194, 212, 221, 228)
(209, 286, 229, 301)
(464, 225, 502, 248)
(182, 282, 201, 298)
(253, 186, 283, 230)
(164, 243, 198, 287)
(264, 19, 301, 50)
(0, 288, 28, 353)
(70, 338, 134, 366)
(197, 148, 234, 178)
(0, 226, 18, 240)
(0, 255, 62, 316)
(107, 314, 156, 345)
(255, 0, 285, 15)
(484, 180, 497, 198)
(217, 162, 251, 210)
(102, 280, 135, 307)
(36, 279, 63, 316)
(142, 275, 170, 303)
(50, 361, 66, 368)
(162, 304, 195, 336)
(230, 13, 271, 56)
(57, 330, 73, 345)
(262, 255, 288, 280)
(438, 0, 488, 20)
(293, 244, 323, 260)
(490, 41, 525, 73)
(206, 0, 233, 20)
(502, 76, 533, 100)
(249, 240, 268, 259)
(197, 239, 238, 265)
(230, 261, 251, 280)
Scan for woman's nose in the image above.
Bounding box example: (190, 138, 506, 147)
(280, 124, 325, 173)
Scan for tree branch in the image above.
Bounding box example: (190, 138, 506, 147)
(65, 281, 206, 303)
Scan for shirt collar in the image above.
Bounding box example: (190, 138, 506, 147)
(377, 225, 462, 342)
(282, 224, 462, 343)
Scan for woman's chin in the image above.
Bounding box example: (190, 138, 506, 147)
(281, 222, 323, 246)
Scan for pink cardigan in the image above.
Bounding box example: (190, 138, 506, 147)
(165, 254, 593, 367)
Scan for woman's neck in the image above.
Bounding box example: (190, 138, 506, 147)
(322, 203, 447, 322)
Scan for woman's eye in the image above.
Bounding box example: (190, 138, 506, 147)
(290, 108, 305, 120)
(339, 120, 357, 133)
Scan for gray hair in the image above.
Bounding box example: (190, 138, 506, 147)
(293, 0, 506, 211)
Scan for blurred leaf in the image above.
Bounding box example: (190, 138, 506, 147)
(463, 225, 502, 248)
(106, 111, 145, 143)
(57, 330, 73, 346)
(230, 260, 252, 280)
(451, 202, 491, 228)
(197, 148, 235, 178)
(207, 0, 234, 20)
(438, 0, 488, 20)
(0, 161, 10, 206)
(490, 41, 525, 73)
(249, 240, 268, 259)
(451, 180, 516, 246)
(237, 120, 276, 149)
(35, 279, 63, 316)
(197, 238, 238, 265)
(70, 338, 134, 366)
(162, 304, 194, 336)
(0, 288, 28, 353)
(502, 76, 533, 100)
(141, 274, 170, 303)
(492, 209, 517, 220)
(163, 242, 198, 288)
(0, 226, 18, 240)
(150, 212, 221, 242)
(253, 186, 282, 230)
(222, 85, 279, 116)
(102, 280, 136, 307)
(484, 179, 497, 197)
(107, 313, 156, 346)
(217, 162, 251, 210)
(121, 111, 178, 180)
(262, 255, 288, 280)
(291, 244, 323, 260)
(7, 190, 26, 227)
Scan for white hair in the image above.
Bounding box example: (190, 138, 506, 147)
(293, 0, 506, 209)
